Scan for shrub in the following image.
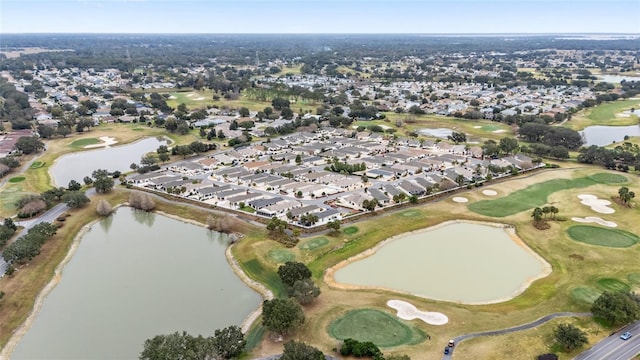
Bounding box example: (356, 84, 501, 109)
(96, 200, 113, 216)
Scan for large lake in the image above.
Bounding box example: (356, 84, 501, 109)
(597, 74, 640, 83)
(50, 137, 166, 186)
(10, 208, 261, 360)
(333, 222, 548, 304)
(581, 125, 640, 147)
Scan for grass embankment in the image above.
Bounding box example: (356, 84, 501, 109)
(468, 172, 629, 217)
(236, 166, 640, 359)
(328, 309, 426, 347)
(566, 99, 640, 130)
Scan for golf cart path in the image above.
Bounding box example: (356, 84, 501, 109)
(443, 312, 591, 359)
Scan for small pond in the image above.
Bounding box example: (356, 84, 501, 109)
(10, 208, 261, 360)
(333, 221, 549, 304)
(581, 125, 640, 147)
(50, 137, 167, 186)
(417, 128, 453, 139)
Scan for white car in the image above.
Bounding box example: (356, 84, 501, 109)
(621, 331, 632, 340)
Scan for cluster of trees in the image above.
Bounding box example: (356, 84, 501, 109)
(0, 77, 32, 129)
(530, 206, 560, 230)
(591, 291, 640, 325)
(482, 137, 521, 158)
(0, 218, 17, 248)
(339, 338, 384, 360)
(15, 136, 45, 155)
(577, 143, 640, 172)
(2, 222, 57, 271)
(326, 159, 366, 175)
(14, 179, 91, 217)
(617, 186, 635, 206)
(170, 141, 217, 158)
(139, 326, 246, 360)
(206, 214, 241, 234)
(266, 217, 298, 247)
(277, 261, 321, 305)
(90, 169, 116, 193)
(0, 155, 20, 178)
(128, 192, 156, 211)
(518, 122, 583, 151)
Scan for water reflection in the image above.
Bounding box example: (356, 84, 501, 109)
(132, 208, 156, 227)
(98, 214, 113, 233)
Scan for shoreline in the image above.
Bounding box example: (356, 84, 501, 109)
(324, 219, 552, 306)
(0, 218, 98, 360)
(1, 207, 268, 359)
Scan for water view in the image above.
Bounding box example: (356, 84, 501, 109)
(597, 74, 640, 83)
(10, 208, 261, 360)
(581, 125, 640, 146)
(333, 222, 549, 304)
(50, 137, 167, 186)
(417, 128, 453, 139)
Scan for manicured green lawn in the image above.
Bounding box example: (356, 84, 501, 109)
(8, 176, 25, 183)
(567, 225, 639, 248)
(299, 237, 329, 251)
(596, 278, 631, 292)
(629, 272, 640, 285)
(328, 309, 426, 347)
(398, 210, 422, 217)
(267, 249, 295, 264)
(468, 173, 628, 217)
(343, 226, 359, 235)
(241, 259, 284, 297)
(587, 99, 640, 122)
(571, 286, 602, 304)
(69, 138, 100, 148)
(239, 206, 256, 213)
(29, 161, 44, 169)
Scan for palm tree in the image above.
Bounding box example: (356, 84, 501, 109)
(542, 206, 551, 219)
(618, 187, 635, 205)
(531, 207, 543, 223)
(551, 206, 559, 220)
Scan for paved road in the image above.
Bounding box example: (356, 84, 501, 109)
(253, 355, 338, 360)
(443, 312, 591, 359)
(574, 320, 640, 360)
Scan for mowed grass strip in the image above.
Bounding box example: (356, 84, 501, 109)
(567, 225, 639, 248)
(343, 226, 359, 235)
(596, 278, 631, 292)
(29, 161, 44, 169)
(629, 272, 640, 285)
(328, 309, 425, 347)
(267, 249, 295, 264)
(299, 237, 329, 251)
(468, 173, 627, 217)
(8, 176, 25, 183)
(571, 286, 602, 304)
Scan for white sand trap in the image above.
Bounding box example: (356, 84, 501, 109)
(493, 129, 507, 133)
(571, 216, 617, 228)
(473, 126, 482, 129)
(194, 97, 205, 100)
(84, 136, 118, 148)
(387, 300, 448, 325)
(482, 189, 498, 196)
(185, 93, 195, 98)
(578, 194, 615, 214)
(452, 196, 469, 203)
(168, 96, 177, 99)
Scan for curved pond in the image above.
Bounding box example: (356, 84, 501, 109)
(417, 128, 453, 139)
(581, 125, 640, 147)
(50, 137, 167, 186)
(597, 74, 640, 84)
(10, 208, 261, 360)
(332, 221, 549, 304)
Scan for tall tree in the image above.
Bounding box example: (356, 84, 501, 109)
(553, 323, 588, 351)
(212, 326, 245, 360)
(261, 298, 305, 335)
(277, 261, 312, 287)
(280, 341, 324, 360)
(592, 291, 640, 325)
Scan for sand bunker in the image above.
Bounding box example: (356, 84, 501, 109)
(168, 96, 177, 99)
(571, 216, 617, 228)
(194, 97, 205, 100)
(85, 136, 118, 148)
(578, 194, 615, 214)
(186, 93, 195, 98)
(482, 189, 498, 196)
(387, 300, 448, 325)
(452, 197, 469, 203)
(493, 129, 507, 133)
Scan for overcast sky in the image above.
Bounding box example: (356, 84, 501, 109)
(1, 0, 639, 34)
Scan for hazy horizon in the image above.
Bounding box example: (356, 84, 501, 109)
(2, 0, 639, 34)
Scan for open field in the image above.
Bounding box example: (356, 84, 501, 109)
(468, 173, 628, 217)
(236, 165, 640, 359)
(566, 99, 640, 130)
